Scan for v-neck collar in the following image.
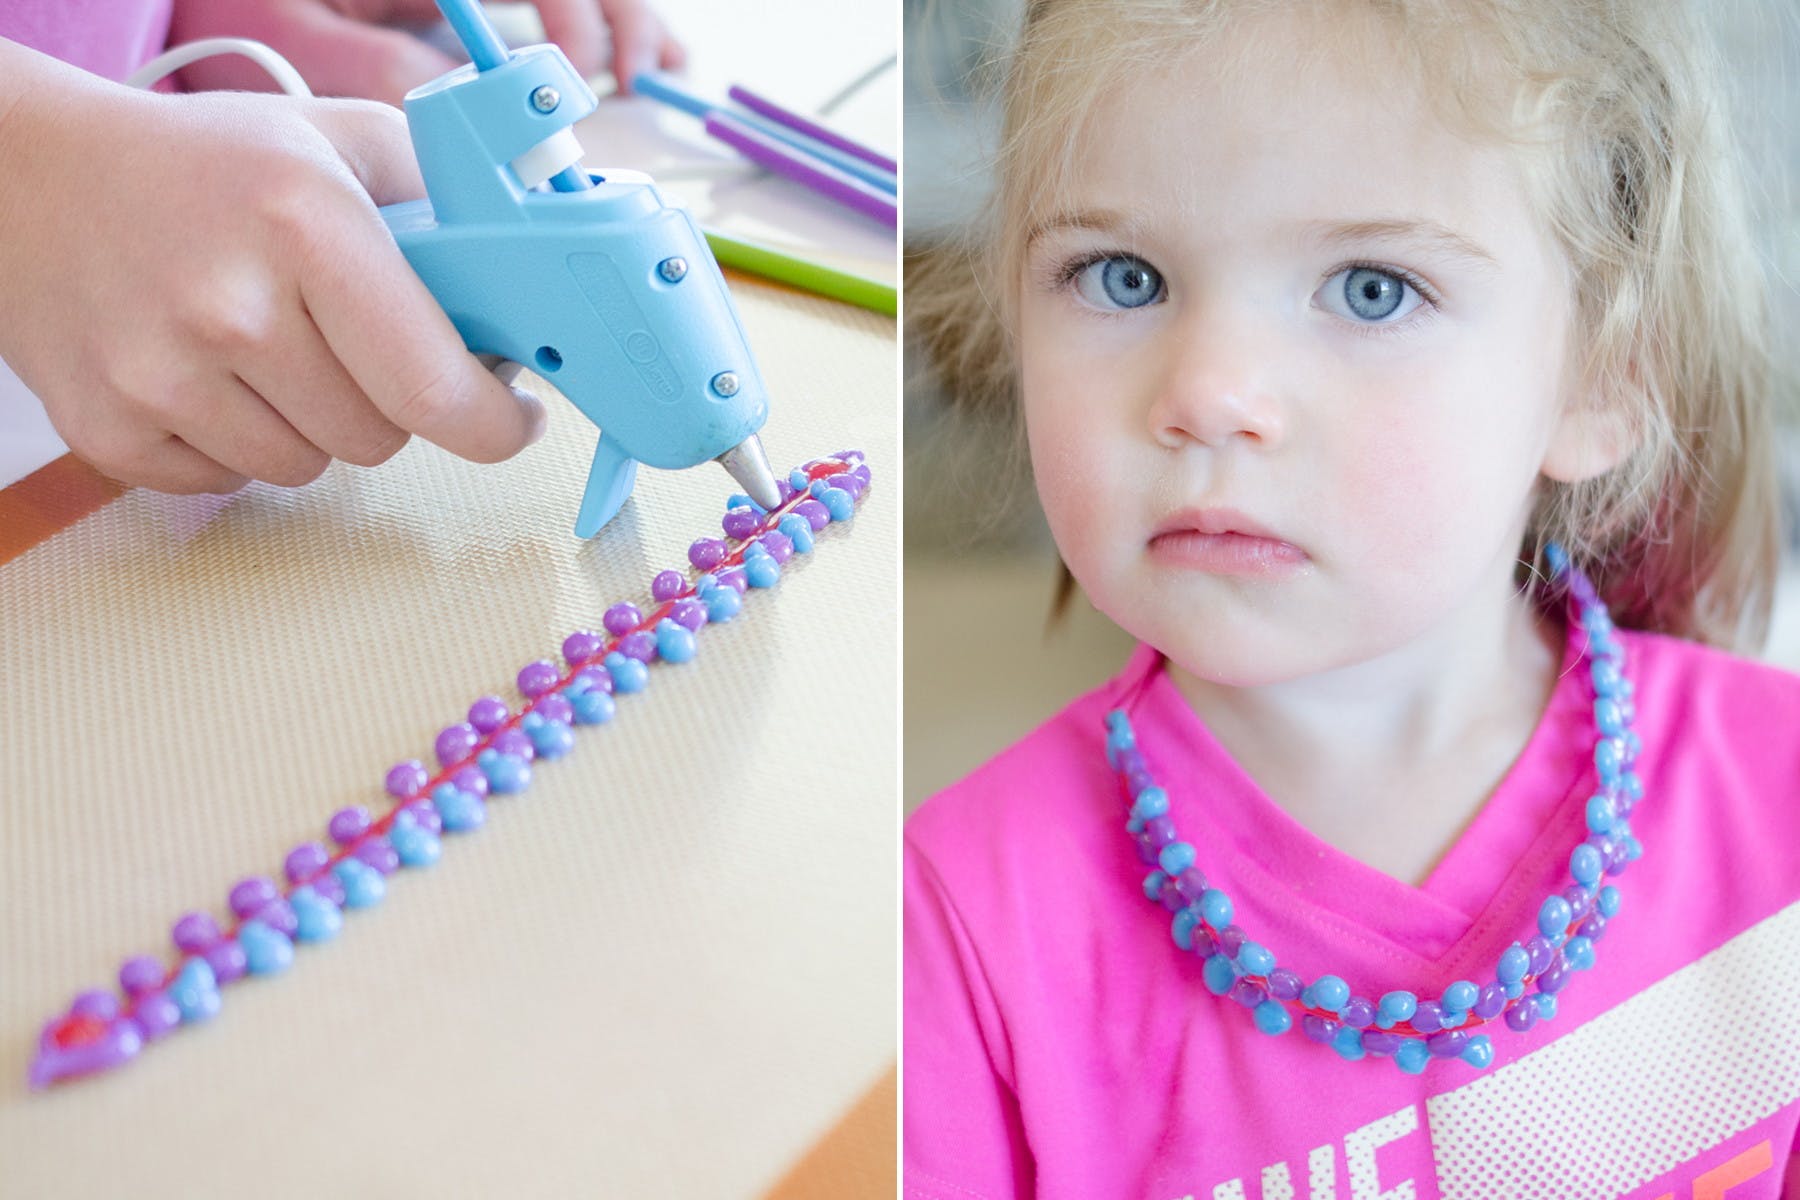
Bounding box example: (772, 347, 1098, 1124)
(1115, 623, 1596, 970)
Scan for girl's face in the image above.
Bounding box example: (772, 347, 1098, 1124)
(1016, 11, 1604, 686)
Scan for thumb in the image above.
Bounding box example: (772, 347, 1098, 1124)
(304, 97, 426, 206)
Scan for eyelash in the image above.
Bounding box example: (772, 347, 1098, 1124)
(1038, 252, 1445, 331)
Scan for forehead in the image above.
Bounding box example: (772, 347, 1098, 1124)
(1024, 6, 1546, 260)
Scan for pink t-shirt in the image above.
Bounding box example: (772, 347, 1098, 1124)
(0, 0, 172, 81)
(906, 630, 1800, 1199)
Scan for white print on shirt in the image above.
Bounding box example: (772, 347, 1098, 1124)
(1170, 900, 1800, 1200)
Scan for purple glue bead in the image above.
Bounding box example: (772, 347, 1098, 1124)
(603, 602, 642, 636)
(1302, 1014, 1340, 1044)
(573, 666, 613, 696)
(120, 955, 165, 998)
(618, 630, 658, 662)
(385, 759, 428, 799)
(650, 570, 687, 603)
(1427, 1029, 1471, 1059)
(852, 463, 872, 486)
(1524, 935, 1556, 976)
(1504, 998, 1540, 1033)
(204, 938, 248, 984)
(827, 472, 863, 498)
(468, 695, 509, 734)
(722, 506, 762, 539)
(1228, 979, 1267, 1010)
(1474, 982, 1509, 1020)
(1174, 867, 1208, 903)
(688, 538, 728, 571)
(254, 897, 298, 938)
(285, 841, 331, 884)
(517, 659, 561, 699)
(401, 800, 443, 837)
(490, 727, 535, 761)
(776, 478, 796, 502)
(1158, 885, 1184, 913)
(354, 837, 400, 876)
(72, 989, 119, 1022)
(1578, 912, 1609, 941)
(1339, 996, 1377, 1030)
(1411, 1001, 1444, 1034)
(1190, 928, 1216, 958)
(307, 871, 346, 909)
(757, 531, 794, 564)
(134, 992, 181, 1040)
(1536, 955, 1573, 994)
(562, 629, 604, 667)
(1216, 924, 1246, 957)
(669, 597, 708, 632)
(714, 567, 748, 594)
(793, 498, 830, 532)
(329, 806, 372, 846)
(435, 723, 480, 767)
(534, 692, 574, 726)
(1360, 1030, 1401, 1056)
(451, 765, 490, 798)
(1133, 832, 1160, 865)
(1563, 884, 1594, 920)
(1141, 815, 1176, 849)
(229, 877, 280, 920)
(172, 912, 221, 953)
(1266, 968, 1304, 1001)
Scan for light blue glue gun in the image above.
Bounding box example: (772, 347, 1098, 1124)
(378, 0, 783, 536)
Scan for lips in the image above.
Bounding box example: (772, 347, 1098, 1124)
(1147, 508, 1307, 575)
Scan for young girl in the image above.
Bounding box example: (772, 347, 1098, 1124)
(903, 1, 1800, 1196)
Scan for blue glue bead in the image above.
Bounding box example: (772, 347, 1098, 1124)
(820, 487, 855, 522)
(1594, 737, 1623, 781)
(332, 858, 386, 909)
(703, 585, 742, 624)
(1585, 793, 1616, 834)
(1171, 907, 1199, 951)
(1461, 1035, 1495, 1070)
(525, 717, 575, 760)
(1594, 698, 1624, 736)
(1497, 943, 1529, 985)
(1378, 991, 1417, 1023)
(1564, 936, 1596, 970)
(744, 555, 781, 589)
(1131, 786, 1168, 821)
(1395, 1040, 1430, 1075)
(1311, 974, 1349, 1013)
(1158, 841, 1196, 877)
(238, 919, 294, 976)
(290, 886, 342, 942)
(1570, 843, 1603, 887)
(1202, 954, 1236, 996)
(1442, 980, 1478, 1012)
(1125, 815, 1144, 835)
(604, 651, 648, 694)
(1537, 994, 1559, 1021)
(1597, 884, 1622, 918)
(808, 478, 829, 498)
(1331, 1026, 1365, 1061)
(789, 468, 810, 491)
(391, 820, 442, 868)
(1623, 834, 1643, 862)
(777, 513, 814, 553)
(433, 786, 486, 833)
(169, 958, 220, 1022)
(477, 748, 531, 794)
(1538, 894, 1573, 937)
(1254, 1000, 1293, 1036)
(1236, 941, 1275, 977)
(570, 688, 615, 726)
(1142, 869, 1167, 902)
(1199, 888, 1232, 928)
(1438, 1009, 1468, 1029)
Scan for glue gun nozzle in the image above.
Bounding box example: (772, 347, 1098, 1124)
(717, 435, 782, 511)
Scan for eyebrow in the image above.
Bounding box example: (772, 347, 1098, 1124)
(1023, 208, 1139, 246)
(1303, 218, 1500, 269)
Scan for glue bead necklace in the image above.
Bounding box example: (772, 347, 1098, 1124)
(1109, 543, 1637, 1074)
(27, 452, 870, 1090)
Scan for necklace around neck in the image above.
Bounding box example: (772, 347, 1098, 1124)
(1106, 544, 1641, 1073)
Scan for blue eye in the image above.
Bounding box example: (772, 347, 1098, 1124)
(1072, 255, 1165, 310)
(1317, 266, 1425, 323)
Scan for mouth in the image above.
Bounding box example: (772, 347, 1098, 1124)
(1147, 508, 1308, 576)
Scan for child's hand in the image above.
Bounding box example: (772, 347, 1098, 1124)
(169, 0, 688, 107)
(0, 44, 545, 493)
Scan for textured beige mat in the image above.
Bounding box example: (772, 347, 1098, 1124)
(0, 283, 896, 1199)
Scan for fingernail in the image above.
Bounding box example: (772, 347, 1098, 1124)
(513, 386, 549, 446)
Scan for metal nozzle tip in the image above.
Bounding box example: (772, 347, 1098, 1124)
(716, 435, 781, 511)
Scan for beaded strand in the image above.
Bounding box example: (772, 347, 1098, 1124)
(1107, 544, 1642, 1073)
(28, 452, 871, 1090)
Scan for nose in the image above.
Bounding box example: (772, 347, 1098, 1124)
(1144, 309, 1286, 450)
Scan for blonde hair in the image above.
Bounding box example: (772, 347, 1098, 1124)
(909, 0, 1782, 651)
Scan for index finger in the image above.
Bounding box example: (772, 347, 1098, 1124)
(532, 0, 606, 79)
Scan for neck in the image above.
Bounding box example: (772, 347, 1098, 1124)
(1167, 560, 1563, 809)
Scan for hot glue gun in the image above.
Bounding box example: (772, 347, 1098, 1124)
(379, 0, 783, 536)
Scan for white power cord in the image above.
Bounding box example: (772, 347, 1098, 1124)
(124, 38, 313, 98)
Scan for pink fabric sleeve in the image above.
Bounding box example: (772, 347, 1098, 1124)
(904, 835, 1034, 1200)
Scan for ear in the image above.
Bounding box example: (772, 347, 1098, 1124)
(1540, 377, 1641, 484)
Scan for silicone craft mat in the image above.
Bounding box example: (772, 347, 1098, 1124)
(0, 282, 896, 1198)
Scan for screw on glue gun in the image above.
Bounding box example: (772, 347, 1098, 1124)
(378, 0, 782, 536)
